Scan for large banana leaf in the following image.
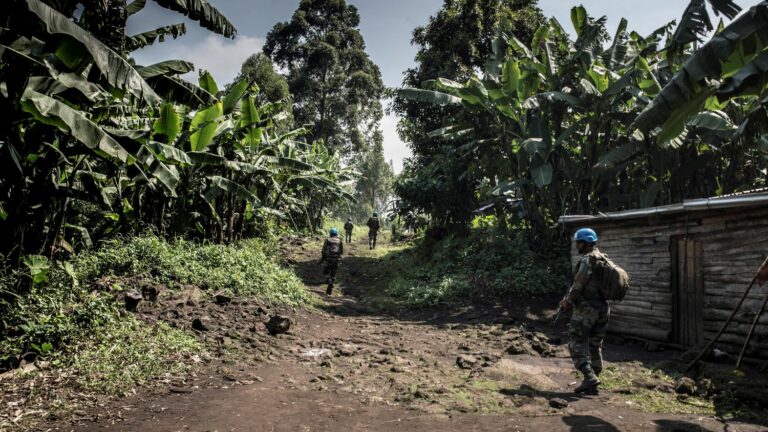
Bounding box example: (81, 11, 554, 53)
(127, 23, 186, 51)
(150, 0, 237, 39)
(189, 102, 224, 151)
(20, 88, 132, 163)
(22, 0, 161, 106)
(145, 74, 217, 107)
(634, 1, 768, 136)
(137, 60, 195, 79)
(153, 103, 181, 144)
(127, 0, 148, 15)
(669, 0, 741, 53)
(397, 88, 462, 106)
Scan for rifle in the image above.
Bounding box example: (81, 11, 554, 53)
(552, 284, 574, 325)
(552, 306, 563, 325)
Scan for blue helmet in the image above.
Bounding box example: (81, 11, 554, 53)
(329, 228, 339, 237)
(373, 212, 378, 217)
(574, 228, 598, 244)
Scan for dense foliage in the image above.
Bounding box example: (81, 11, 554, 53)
(390, 0, 546, 229)
(395, 0, 768, 242)
(384, 226, 568, 307)
(0, 0, 354, 267)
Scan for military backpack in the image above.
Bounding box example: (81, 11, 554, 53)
(326, 238, 342, 258)
(592, 252, 630, 301)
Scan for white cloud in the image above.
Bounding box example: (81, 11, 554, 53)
(381, 113, 410, 174)
(175, 34, 265, 85)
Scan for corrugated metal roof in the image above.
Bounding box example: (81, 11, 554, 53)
(559, 189, 768, 224)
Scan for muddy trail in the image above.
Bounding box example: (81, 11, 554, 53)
(43, 236, 768, 431)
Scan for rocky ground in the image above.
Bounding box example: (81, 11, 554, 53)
(4, 235, 768, 431)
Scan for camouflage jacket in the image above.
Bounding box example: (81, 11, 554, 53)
(367, 217, 380, 232)
(565, 248, 605, 304)
(344, 222, 354, 232)
(322, 237, 344, 261)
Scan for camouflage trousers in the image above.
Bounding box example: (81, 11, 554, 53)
(568, 300, 610, 375)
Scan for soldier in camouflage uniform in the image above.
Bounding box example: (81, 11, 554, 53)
(559, 228, 609, 395)
(344, 217, 354, 244)
(321, 228, 344, 295)
(366, 212, 381, 250)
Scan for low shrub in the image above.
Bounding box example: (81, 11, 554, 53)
(384, 228, 569, 307)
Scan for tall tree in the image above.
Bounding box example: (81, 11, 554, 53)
(232, 53, 291, 105)
(391, 0, 546, 229)
(231, 53, 295, 131)
(354, 136, 394, 215)
(263, 0, 385, 156)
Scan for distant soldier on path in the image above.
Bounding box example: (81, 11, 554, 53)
(320, 228, 344, 295)
(366, 212, 380, 249)
(344, 217, 354, 244)
(559, 228, 610, 395)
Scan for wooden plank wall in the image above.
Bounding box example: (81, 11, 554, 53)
(568, 206, 768, 358)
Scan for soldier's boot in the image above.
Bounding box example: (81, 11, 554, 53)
(326, 278, 334, 295)
(574, 370, 600, 394)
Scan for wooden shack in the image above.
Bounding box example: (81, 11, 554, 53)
(559, 190, 768, 359)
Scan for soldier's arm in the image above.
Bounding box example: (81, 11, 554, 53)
(321, 240, 328, 260)
(340, 240, 344, 256)
(564, 257, 592, 304)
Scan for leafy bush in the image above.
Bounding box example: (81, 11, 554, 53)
(384, 228, 569, 307)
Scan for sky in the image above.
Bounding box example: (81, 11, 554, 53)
(128, 0, 733, 173)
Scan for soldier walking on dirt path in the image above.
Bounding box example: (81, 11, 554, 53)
(367, 212, 380, 250)
(321, 228, 344, 295)
(344, 217, 354, 244)
(559, 228, 610, 395)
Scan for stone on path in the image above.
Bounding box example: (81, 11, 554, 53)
(549, 398, 569, 409)
(456, 355, 478, 370)
(266, 315, 292, 335)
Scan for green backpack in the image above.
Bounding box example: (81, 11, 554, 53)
(593, 252, 630, 301)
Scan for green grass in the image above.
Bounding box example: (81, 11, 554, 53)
(73, 235, 311, 305)
(600, 364, 715, 415)
(380, 228, 569, 308)
(74, 320, 202, 396)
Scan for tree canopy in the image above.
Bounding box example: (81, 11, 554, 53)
(263, 0, 385, 156)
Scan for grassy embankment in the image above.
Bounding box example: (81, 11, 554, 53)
(0, 234, 311, 395)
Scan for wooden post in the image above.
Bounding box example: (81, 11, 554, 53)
(683, 256, 768, 375)
(736, 289, 768, 369)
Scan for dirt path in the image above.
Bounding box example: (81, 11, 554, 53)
(58, 237, 765, 431)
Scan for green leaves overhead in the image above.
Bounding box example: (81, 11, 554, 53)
(154, 103, 181, 144)
(21, 88, 132, 163)
(150, 0, 237, 38)
(127, 23, 187, 51)
(138, 60, 196, 79)
(189, 102, 224, 151)
(198, 71, 220, 95)
(21, 0, 161, 106)
(669, 0, 742, 54)
(397, 88, 462, 106)
(635, 2, 768, 136)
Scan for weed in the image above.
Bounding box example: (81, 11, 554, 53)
(74, 320, 202, 396)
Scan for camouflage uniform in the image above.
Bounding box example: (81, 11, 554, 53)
(366, 217, 380, 249)
(565, 248, 610, 377)
(344, 221, 354, 243)
(321, 236, 344, 294)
